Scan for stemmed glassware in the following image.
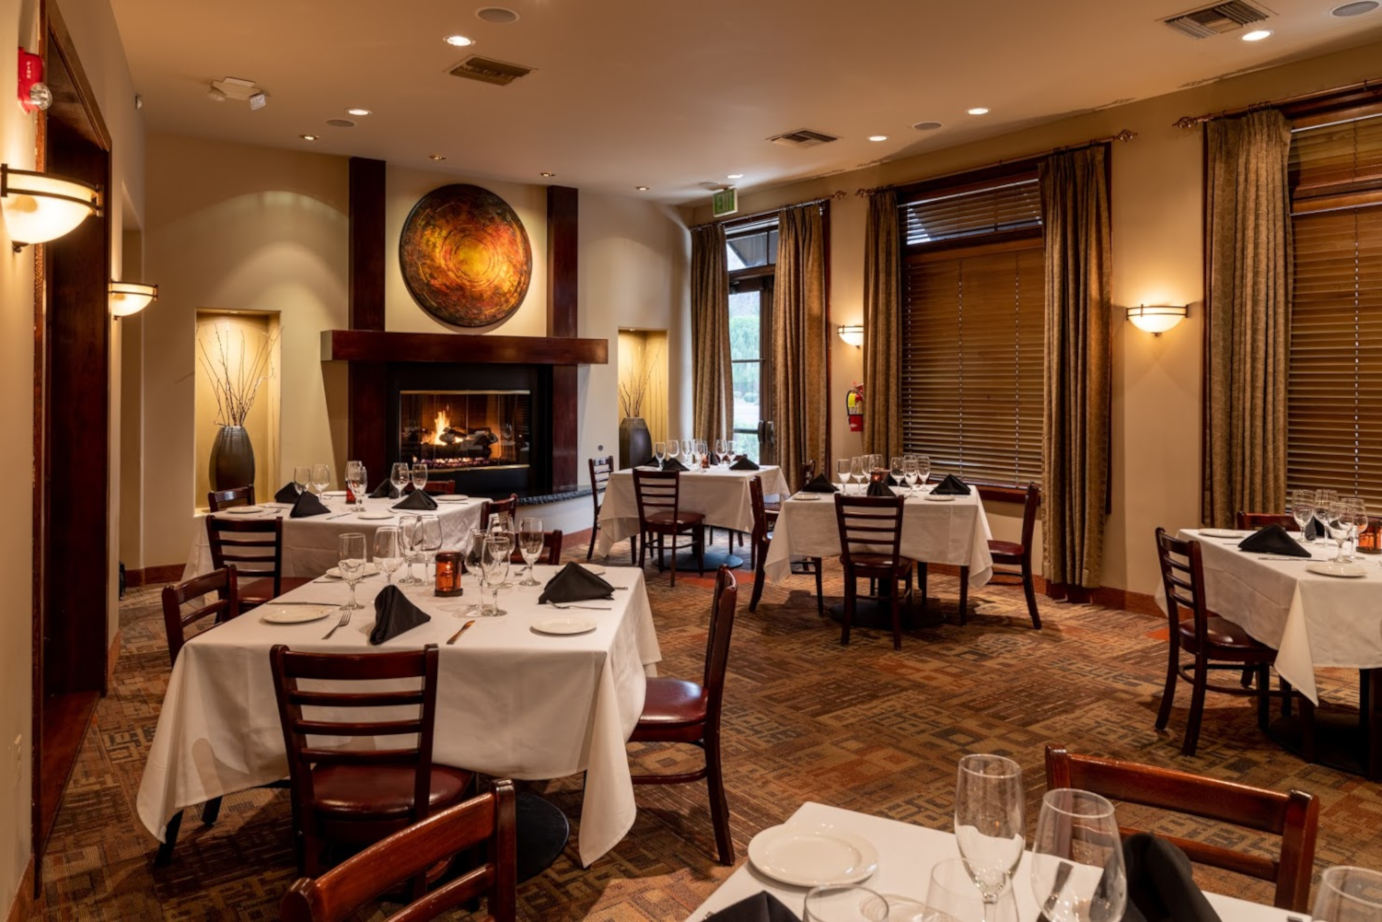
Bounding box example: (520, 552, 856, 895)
(954, 754, 1025, 920)
(293, 466, 311, 495)
(489, 519, 514, 588)
(518, 517, 544, 586)
(726, 438, 737, 462)
(1314, 489, 1340, 547)
(345, 461, 367, 509)
(682, 438, 695, 465)
(336, 533, 368, 613)
(397, 515, 423, 585)
(481, 535, 509, 616)
(417, 517, 443, 582)
(1311, 865, 1382, 921)
(890, 456, 906, 493)
(714, 438, 727, 467)
(309, 463, 331, 495)
(1290, 489, 1315, 540)
(837, 459, 852, 494)
(390, 462, 411, 496)
(802, 885, 889, 922)
(653, 441, 666, 468)
(903, 456, 920, 496)
(849, 456, 865, 494)
(926, 858, 1019, 922)
(1029, 789, 1127, 922)
(695, 439, 709, 469)
(411, 462, 429, 494)
(916, 454, 932, 489)
(1326, 500, 1353, 562)
(372, 526, 402, 585)
(463, 527, 488, 615)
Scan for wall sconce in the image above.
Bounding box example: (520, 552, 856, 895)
(1126, 304, 1189, 336)
(837, 324, 864, 348)
(108, 280, 158, 317)
(1, 163, 101, 251)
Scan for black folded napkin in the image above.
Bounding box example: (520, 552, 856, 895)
(1121, 833, 1221, 922)
(884, 472, 900, 486)
(703, 891, 799, 922)
(1304, 516, 1325, 541)
(274, 482, 301, 503)
(290, 491, 330, 518)
(1237, 524, 1310, 557)
(661, 457, 688, 472)
(931, 473, 971, 495)
(393, 490, 438, 511)
(368, 585, 432, 645)
(730, 455, 760, 471)
(370, 479, 401, 499)
(539, 562, 615, 605)
(865, 479, 895, 498)
(800, 474, 838, 493)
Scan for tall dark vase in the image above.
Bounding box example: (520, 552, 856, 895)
(211, 424, 256, 492)
(619, 417, 652, 469)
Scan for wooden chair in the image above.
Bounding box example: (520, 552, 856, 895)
(280, 780, 517, 922)
(270, 644, 475, 876)
(1154, 527, 1279, 756)
(480, 493, 519, 530)
(834, 494, 912, 650)
(629, 566, 738, 864)
(207, 485, 253, 511)
(987, 483, 1042, 629)
(1235, 511, 1298, 531)
(205, 515, 311, 609)
(1044, 745, 1318, 912)
(632, 468, 704, 586)
(508, 529, 564, 565)
(588, 455, 631, 563)
(421, 479, 456, 495)
(748, 476, 822, 617)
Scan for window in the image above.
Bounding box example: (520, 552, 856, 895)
(727, 222, 777, 460)
(1286, 109, 1382, 507)
(899, 171, 1045, 486)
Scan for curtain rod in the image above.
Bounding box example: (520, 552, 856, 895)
(1172, 77, 1382, 128)
(690, 191, 845, 231)
(854, 129, 1137, 197)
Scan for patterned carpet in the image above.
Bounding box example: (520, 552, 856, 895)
(37, 539, 1382, 920)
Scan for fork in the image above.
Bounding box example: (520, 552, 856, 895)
(323, 607, 352, 639)
(552, 603, 612, 610)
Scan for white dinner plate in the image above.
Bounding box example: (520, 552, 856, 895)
(1306, 561, 1368, 579)
(532, 616, 598, 635)
(225, 506, 262, 515)
(794, 494, 823, 501)
(747, 822, 879, 887)
(260, 603, 335, 624)
(923, 495, 955, 503)
(435, 494, 469, 502)
(1200, 528, 1250, 538)
(581, 564, 606, 576)
(358, 511, 396, 520)
(325, 563, 379, 579)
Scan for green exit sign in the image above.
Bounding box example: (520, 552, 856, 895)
(711, 187, 738, 217)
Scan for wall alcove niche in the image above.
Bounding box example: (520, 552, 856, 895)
(193, 311, 281, 508)
(617, 328, 668, 446)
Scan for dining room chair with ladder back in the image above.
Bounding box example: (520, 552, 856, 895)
(987, 482, 1042, 629)
(748, 475, 822, 617)
(1045, 744, 1319, 912)
(507, 530, 564, 566)
(628, 566, 738, 864)
(270, 643, 476, 876)
(280, 780, 517, 922)
(480, 493, 519, 530)
(834, 494, 912, 650)
(207, 485, 253, 511)
(632, 468, 705, 586)
(421, 479, 456, 495)
(1235, 512, 1298, 531)
(1154, 527, 1283, 756)
(588, 455, 636, 564)
(205, 515, 311, 611)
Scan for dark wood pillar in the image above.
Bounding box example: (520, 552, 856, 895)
(348, 157, 387, 480)
(548, 185, 579, 491)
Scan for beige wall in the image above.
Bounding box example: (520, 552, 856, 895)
(617, 330, 670, 446)
(193, 312, 282, 507)
(687, 37, 1382, 598)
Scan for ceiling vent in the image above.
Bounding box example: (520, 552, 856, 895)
(448, 55, 534, 86)
(1163, 1, 1271, 38)
(768, 128, 838, 148)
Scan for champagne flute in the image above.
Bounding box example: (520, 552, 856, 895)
(293, 465, 311, 495)
(390, 461, 410, 497)
(955, 754, 1025, 918)
(372, 526, 403, 585)
(309, 463, 331, 495)
(1311, 865, 1382, 921)
(411, 462, 429, 494)
(417, 516, 443, 582)
(397, 514, 423, 585)
(481, 535, 508, 616)
(1029, 789, 1127, 922)
(518, 517, 544, 587)
(345, 461, 367, 509)
(803, 885, 889, 922)
(336, 533, 368, 613)
(926, 858, 1020, 922)
(653, 441, 666, 468)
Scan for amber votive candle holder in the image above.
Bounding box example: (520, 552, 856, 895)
(1358, 521, 1381, 555)
(434, 551, 463, 596)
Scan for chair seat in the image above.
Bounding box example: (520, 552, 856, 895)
(313, 763, 473, 816)
(632, 678, 708, 743)
(988, 539, 1025, 561)
(841, 553, 913, 573)
(646, 510, 705, 528)
(241, 575, 312, 603)
(1177, 615, 1274, 656)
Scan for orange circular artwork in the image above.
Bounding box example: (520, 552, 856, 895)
(398, 183, 532, 327)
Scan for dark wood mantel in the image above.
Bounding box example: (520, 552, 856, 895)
(321, 329, 608, 365)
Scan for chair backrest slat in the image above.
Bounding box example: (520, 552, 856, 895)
(161, 567, 240, 666)
(1236, 511, 1298, 531)
(1154, 527, 1212, 643)
(207, 515, 286, 594)
(633, 469, 682, 524)
(833, 495, 906, 564)
(208, 485, 254, 511)
(589, 456, 614, 518)
(480, 493, 519, 529)
(421, 479, 456, 495)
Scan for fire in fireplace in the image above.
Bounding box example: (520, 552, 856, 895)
(399, 390, 531, 473)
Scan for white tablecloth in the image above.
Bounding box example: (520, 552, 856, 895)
(689, 802, 1294, 922)
(596, 466, 790, 555)
(137, 563, 662, 866)
(763, 489, 994, 587)
(183, 495, 485, 582)
(1158, 529, 1382, 705)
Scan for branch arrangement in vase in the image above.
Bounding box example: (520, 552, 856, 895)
(198, 324, 279, 427)
(618, 340, 663, 418)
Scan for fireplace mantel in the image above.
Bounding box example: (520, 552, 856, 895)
(321, 330, 608, 365)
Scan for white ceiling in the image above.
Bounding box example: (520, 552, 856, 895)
(109, 0, 1382, 204)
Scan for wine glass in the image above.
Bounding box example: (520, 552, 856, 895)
(1343, 496, 1368, 562)
(714, 438, 727, 467)
(488, 526, 514, 589)
(1290, 489, 1315, 540)
(869, 454, 884, 481)
(1029, 789, 1127, 922)
(397, 514, 423, 585)
(309, 463, 331, 495)
(955, 754, 1025, 917)
(803, 885, 889, 922)
(682, 438, 695, 463)
(849, 456, 865, 494)
(653, 441, 666, 467)
(518, 517, 544, 587)
(916, 454, 932, 489)
(926, 858, 1020, 922)
(390, 462, 410, 497)
(463, 527, 488, 614)
(481, 535, 508, 616)
(336, 533, 368, 613)
(345, 461, 367, 509)
(293, 465, 311, 495)
(417, 516, 443, 582)
(1311, 865, 1382, 921)
(1326, 500, 1353, 562)
(890, 456, 906, 492)
(411, 462, 429, 494)
(726, 439, 737, 462)
(1314, 489, 1340, 546)
(372, 526, 403, 585)
(903, 456, 920, 496)
(837, 459, 852, 494)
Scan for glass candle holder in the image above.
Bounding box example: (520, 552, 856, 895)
(1358, 520, 1380, 555)
(434, 551, 463, 597)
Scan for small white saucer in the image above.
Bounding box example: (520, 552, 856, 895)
(532, 616, 597, 635)
(260, 604, 334, 624)
(225, 506, 262, 515)
(1306, 561, 1367, 578)
(358, 511, 395, 520)
(923, 495, 955, 503)
(435, 495, 470, 502)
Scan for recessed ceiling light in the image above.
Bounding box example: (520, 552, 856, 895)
(868, 135, 888, 142)
(476, 7, 519, 23)
(967, 107, 989, 116)
(299, 134, 318, 141)
(428, 153, 447, 161)
(727, 173, 743, 180)
(539, 171, 555, 178)
(444, 34, 475, 47)
(1333, 1, 1379, 15)
(913, 120, 943, 131)
(346, 107, 371, 117)
(635, 185, 650, 192)
(1241, 28, 1272, 40)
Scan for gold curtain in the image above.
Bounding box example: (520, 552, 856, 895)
(1040, 146, 1112, 591)
(862, 189, 902, 459)
(1202, 109, 1293, 527)
(771, 202, 829, 490)
(691, 224, 732, 443)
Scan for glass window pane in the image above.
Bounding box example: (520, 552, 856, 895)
(733, 431, 761, 460)
(729, 291, 761, 360)
(727, 231, 769, 269)
(732, 360, 760, 439)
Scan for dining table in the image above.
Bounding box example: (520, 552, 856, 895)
(688, 801, 1297, 921)
(182, 493, 485, 582)
(137, 562, 661, 867)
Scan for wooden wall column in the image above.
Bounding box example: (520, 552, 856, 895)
(548, 185, 579, 492)
(348, 157, 387, 479)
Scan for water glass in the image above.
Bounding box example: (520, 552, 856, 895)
(292, 465, 311, 495)
(390, 461, 411, 495)
(411, 462, 429, 493)
(309, 463, 331, 495)
(1290, 489, 1315, 538)
(1326, 500, 1353, 562)
(518, 517, 544, 586)
(397, 514, 423, 585)
(372, 526, 402, 585)
(481, 535, 509, 616)
(1314, 489, 1340, 546)
(837, 459, 852, 493)
(890, 456, 906, 492)
(916, 454, 932, 487)
(926, 858, 1020, 922)
(417, 516, 443, 581)
(803, 885, 889, 922)
(653, 441, 666, 466)
(903, 456, 920, 495)
(955, 754, 1025, 908)
(714, 438, 727, 466)
(1029, 789, 1126, 922)
(1312, 865, 1382, 921)
(336, 533, 368, 613)
(849, 456, 865, 493)
(345, 460, 367, 508)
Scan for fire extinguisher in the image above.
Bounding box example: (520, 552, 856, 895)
(846, 383, 864, 433)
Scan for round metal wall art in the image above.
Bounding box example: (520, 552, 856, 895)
(398, 183, 533, 328)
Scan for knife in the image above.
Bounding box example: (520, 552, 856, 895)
(447, 619, 476, 645)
